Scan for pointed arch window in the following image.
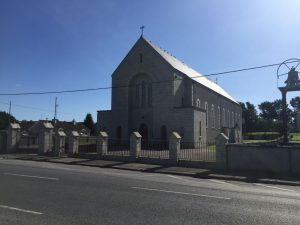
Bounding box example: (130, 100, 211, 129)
(205, 102, 208, 128)
(148, 83, 152, 107)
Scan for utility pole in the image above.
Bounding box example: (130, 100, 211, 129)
(54, 97, 58, 123)
(8, 101, 11, 124)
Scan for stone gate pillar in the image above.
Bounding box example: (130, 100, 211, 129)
(169, 132, 181, 165)
(68, 131, 79, 157)
(38, 122, 54, 155)
(54, 128, 66, 156)
(216, 133, 229, 169)
(7, 123, 21, 153)
(130, 132, 141, 160)
(97, 131, 108, 156)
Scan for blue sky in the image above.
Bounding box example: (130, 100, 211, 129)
(0, 0, 299, 122)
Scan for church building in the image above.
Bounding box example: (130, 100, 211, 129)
(97, 36, 242, 143)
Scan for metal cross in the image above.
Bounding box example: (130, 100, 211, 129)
(140, 25, 145, 37)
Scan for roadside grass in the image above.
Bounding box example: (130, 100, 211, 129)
(243, 132, 300, 143)
(243, 140, 268, 144)
(79, 137, 96, 145)
(289, 133, 300, 141)
(244, 132, 279, 135)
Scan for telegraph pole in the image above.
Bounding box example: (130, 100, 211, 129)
(54, 97, 58, 123)
(8, 101, 11, 124)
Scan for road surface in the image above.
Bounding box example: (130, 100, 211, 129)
(0, 159, 299, 225)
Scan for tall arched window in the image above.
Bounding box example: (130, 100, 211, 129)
(222, 108, 226, 127)
(135, 85, 140, 108)
(141, 81, 146, 108)
(227, 110, 230, 128)
(218, 106, 221, 129)
(205, 102, 208, 128)
(199, 121, 202, 137)
(211, 104, 215, 128)
(148, 83, 152, 107)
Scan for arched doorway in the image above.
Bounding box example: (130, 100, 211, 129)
(139, 124, 148, 141)
(116, 126, 122, 141)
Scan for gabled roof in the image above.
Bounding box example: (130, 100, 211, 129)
(144, 37, 238, 103)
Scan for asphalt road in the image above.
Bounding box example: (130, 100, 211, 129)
(0, 159, 300, 225)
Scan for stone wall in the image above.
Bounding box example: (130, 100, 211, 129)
(226, 144, 300, 173)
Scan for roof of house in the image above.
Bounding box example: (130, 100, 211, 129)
(52, 121, 90, 133)
(144, 37, 238, 103)
(19, 120, 90, 134)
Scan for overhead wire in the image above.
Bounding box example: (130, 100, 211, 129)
(0, 60, 298, 96)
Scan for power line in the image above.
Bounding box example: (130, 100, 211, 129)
(0, 60, 297, 96)
(0, 101, 82, 116)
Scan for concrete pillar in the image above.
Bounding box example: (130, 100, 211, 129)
(216, 133, 229, 169)
(130, 132, 141, 159)
(54, 129, 66, 156)
(97, 131, 108, 156)
(169, 132, 181, 164)
(281, 89, 288, 143)
(68, 131, 79, 157)
(7, 123, 21, 153)
(38, 122, 54, 155)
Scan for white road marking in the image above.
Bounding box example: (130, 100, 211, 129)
(131, 186, 231, 200)
(0, 205, 43, 215)
(209, 179, 236, 186)
(167, 174, 186, 181)
(254, 183, 295, 192)
(3, 172, 59, 180)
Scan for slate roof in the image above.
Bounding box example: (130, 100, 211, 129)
(144, 38, 238, 103)
(19, 120, 90, 134)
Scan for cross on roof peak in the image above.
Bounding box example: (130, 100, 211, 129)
(140, 25, 145, 37)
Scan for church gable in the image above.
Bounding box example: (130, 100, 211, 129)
(111, 37, 175, 83)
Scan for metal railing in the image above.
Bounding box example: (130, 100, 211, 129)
(139, 140, 169, 159)
(17, 135, 39, 153)
(106, 139, 130, 156)
(78, 136, 97, 153)
(179, 141, 216, 161)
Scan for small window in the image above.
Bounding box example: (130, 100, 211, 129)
(196, 99, 200, 108)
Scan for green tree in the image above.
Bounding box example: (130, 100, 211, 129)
(239, 102, 258, 133)
(258, 99, 293, 133)
(83, 113, 96, 135)
(290, 97, 300, 112)
(0, 111, 17, 130)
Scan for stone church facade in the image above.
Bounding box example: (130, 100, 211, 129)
(97, 37, 242, 142)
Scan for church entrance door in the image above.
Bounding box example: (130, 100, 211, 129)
(139, 123, 148, 142)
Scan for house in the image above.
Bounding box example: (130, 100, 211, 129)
(19, 120, 90, 136)
(97, 36, 242, 142)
